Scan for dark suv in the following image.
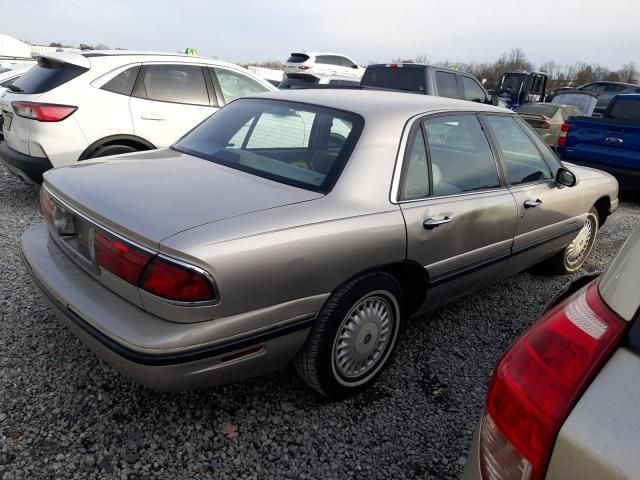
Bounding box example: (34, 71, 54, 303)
(361, 64, 499, 105)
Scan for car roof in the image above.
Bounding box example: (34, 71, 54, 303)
(291, 52, 354, 58)
(249, 88, 510, 118)
(36, 50, 245, 71)
(366, 63, 473, 75)
(581, 81, 640, 87)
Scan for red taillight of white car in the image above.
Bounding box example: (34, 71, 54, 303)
(479, 281, 628, 480)
(557, 121, 570, 147)
(12, 101, 77, 122)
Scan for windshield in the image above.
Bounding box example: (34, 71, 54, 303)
(174, 98, 364, 193)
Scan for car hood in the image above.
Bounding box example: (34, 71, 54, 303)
(44, 149, 323, 247)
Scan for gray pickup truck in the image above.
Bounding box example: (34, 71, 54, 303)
(360, 63, 501, 106)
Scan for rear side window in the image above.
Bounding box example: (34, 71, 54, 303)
(212, 68, 269, 103)
(461, 76, 487, 103)
(361, 67, 426, 93)
(424, 115, 500, 195)
(400, 129, 430, 200)
(606, 84, 628, 93)
(485, 115, 552, 185)
(435, 71, 459, 99)
(608, 99, 640, 121)
(10, 58, 88, 94)
(287, 54, 310, 63)
(101, 66, 140, 96)
(138, 64, 209, 105)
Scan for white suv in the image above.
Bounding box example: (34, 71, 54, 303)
(0, 51, 276, 183)
(283, 52, 364, 80)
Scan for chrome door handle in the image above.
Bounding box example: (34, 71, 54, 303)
(423, 216, 452, 229)
(524, 199, 543, 209)
(605, 136, 624, 144)
(140, 114, 166, 121)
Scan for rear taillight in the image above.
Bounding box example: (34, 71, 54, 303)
(557, 121, 570, 147)
(299, 65, 311, 70)
(39, 187, 55, 224)
(12, 102, 77, 122)
(94, 231, 152, 285)
(480, 281, 628, 480)
(141, 257, 215, 302)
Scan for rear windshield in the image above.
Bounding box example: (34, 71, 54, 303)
(10, 57, 88, 94)
(608, 98, 640, 121)
(361, 67, 426, 93)
(287, 54, 310, 63)
(174, 98, 364, 193)
(279, 76, 319, 89)
(516, 104, 559, 117)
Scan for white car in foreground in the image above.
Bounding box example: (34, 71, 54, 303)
(284, 52, 364, 80)
(0, 51, 276, 183)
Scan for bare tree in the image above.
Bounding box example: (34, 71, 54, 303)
(618, 62, 638, 83)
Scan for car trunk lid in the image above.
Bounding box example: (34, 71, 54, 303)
(552, 90, 598, 116)
(43, 148, 324, 248)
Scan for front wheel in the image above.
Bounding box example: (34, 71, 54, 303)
(295, 272, 403, 399)
(539, 207, 599, 275)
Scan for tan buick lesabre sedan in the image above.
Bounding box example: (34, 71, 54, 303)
(21, 90, 618, 399)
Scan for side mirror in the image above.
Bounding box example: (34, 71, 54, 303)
(351, 65, 359, 69)
(556, 167, 577, 187)
(491, 95, 500, 106)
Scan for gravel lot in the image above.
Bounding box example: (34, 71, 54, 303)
(1, 163, 638, 480)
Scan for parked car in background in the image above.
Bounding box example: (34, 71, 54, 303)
(360, 64, 502, 106)
(515, 103, 585, 148)
(284, 52, 364, 80)
(0, 51, 276, 183)
(0, 63, 34, 136)
(464, 224, 640, 480)
(494, 71, 548, 109)
(557, 94, 640, 189)
(22, 90, 617, 399)
(578, 81, 640, 114)
(279, 74, 360, 90)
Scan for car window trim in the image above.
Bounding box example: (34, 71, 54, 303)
(480, 113, 554, 187)
(391, 111, 507, 204)
(132, 63, 212, 107)
(397, 124, 431, 201)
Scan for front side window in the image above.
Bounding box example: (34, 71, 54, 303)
(485, 115, 553, 185)
(461, 76, 487, 103)
(315, 55, 341, 66)
(212, 67, 269, 104)
(605, 84, 627, 93)
(140, 64, 209, 105)
(435, 71, 459, 99)
(101, 65, 140, 96)
(174, 99, 363, 193)
(424, 115, 500, 196)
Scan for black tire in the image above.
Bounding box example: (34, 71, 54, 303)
(295, 272, 404, 399)
(87, 144, 138, 159)
(536, 207, 599, 275)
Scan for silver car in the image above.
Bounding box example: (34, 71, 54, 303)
(463, 224, 640, 480)
(21, 90, 618, 399)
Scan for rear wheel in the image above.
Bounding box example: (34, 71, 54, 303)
(295, 272, 403, 399)
(87, 144, 138, 159)
(538, 207, 599, 274)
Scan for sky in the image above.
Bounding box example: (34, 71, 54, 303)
(3, 0, 638, 69)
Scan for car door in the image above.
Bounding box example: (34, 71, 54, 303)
(398, 113, 518, 309)
(483, 114, 584, 272)
(459, 75, 490, 104)
(129, 63, 216, 148)
(313, 56, 339, 77)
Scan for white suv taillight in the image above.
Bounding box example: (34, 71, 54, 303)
(479, 281, 628, 480)
(12, 101, 77, 122)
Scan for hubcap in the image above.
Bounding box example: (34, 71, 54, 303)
(566, 216, 595, 267)
(332, 295, 394, 380)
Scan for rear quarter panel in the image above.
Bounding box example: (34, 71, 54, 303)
(546, 348, 640, 480)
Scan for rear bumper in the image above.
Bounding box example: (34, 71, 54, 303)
(21, 223, 314, 391)
(0, 141, 52, 184)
